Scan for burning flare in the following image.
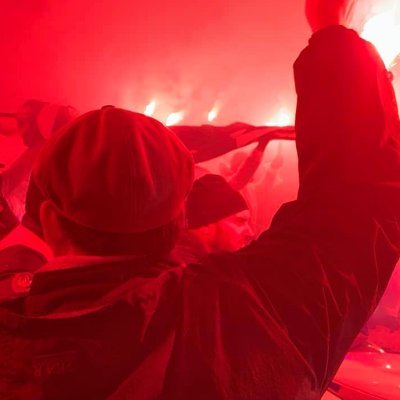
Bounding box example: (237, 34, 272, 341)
(208, 106, 219, 123)
(361, 1, 400, 68)
(144, 101, 156, 117)
(265, 107, 293, 127)
(166, 111, 184, 126)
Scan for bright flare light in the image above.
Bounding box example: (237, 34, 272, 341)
(362, 4, 400, 68)
(166, 111, 184, 126)
(266, 108, 293, 127)
(208, 106, 219, 123)
(144, 101, 156, 117)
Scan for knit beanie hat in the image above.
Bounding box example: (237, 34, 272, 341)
(32, 107, 194, 233)
(186, 174, 248, 229)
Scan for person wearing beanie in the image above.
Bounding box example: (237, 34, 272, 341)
(186, 174, 249, 232)
(175, 174, 254, 264)
(1, 4, 400, 395)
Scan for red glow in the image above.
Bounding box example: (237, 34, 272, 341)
(0, 2, 400, 399)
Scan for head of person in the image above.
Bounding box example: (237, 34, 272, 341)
(17, 99, 77, 148)
(186, 174, 254, 253)
(31, 106, 194, 258)
(305, 0, 374, 33)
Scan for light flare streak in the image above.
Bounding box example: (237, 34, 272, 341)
(265, 107, 293, 127)
(208, 106, 219, 123)
(362, 2, 400, 68)
(166, 111, 184, 126)
(144, 101, 156, 117)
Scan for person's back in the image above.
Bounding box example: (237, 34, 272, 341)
(1, 3, 400, 399)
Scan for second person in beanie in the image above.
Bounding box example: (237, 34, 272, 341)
(175, 174, 254, 264)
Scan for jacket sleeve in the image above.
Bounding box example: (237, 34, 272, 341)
(184, 26, 400, 398)
(251, 26, 400, 392)
(228, 145, 264, 191)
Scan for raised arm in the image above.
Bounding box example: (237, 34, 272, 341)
(183, 5, 400, 400)
(229, 130, 295, 191)
(257, 17, 400, 396)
